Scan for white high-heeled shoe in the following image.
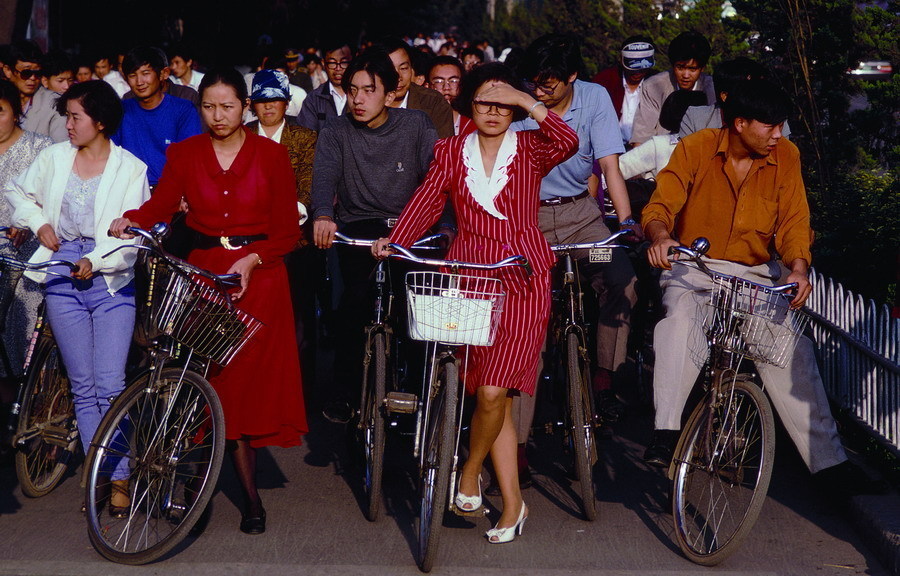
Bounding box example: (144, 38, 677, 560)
(486, 501, 527, 544)
(454, 474, 483, 512)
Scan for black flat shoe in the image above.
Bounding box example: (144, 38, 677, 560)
(109, 503, 130, 519)
(644, 429, 681, 468)
(240, 506, 266, 535)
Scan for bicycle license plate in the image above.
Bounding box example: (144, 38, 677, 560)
(589, 248, 612, 263)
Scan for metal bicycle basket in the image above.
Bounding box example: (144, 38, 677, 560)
(145, 258, 263, 365)
(405, 271, 506, 346)
(703, 272, 811, 368)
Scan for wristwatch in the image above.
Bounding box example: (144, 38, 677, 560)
(620, 217, 638, 227)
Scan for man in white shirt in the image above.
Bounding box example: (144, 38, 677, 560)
(92, 54, 129, 98)
(167, 45, 205, 92)
(592, 37, 656, 147)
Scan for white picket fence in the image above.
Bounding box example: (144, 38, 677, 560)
(805, 268, 900, 455)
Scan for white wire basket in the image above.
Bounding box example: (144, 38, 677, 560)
(405, 271, 506, 346)
(146, 258, 263, 365)
(702, 272, 811, 368)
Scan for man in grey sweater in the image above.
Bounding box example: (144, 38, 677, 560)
(311, 49, 440, 423)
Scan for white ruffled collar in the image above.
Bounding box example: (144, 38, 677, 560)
(462, 130, 517, 221)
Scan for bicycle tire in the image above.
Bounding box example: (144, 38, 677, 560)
(84, 367, 225, 565)
(14, 340, 77, 497)
(361, 332, 387, 522)
(566, 332, 597, 521)
(671, 378, 775, 565)
(417, 359, 457, 573)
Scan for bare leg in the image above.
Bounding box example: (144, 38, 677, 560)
(459, 387, 524, 528)
(489, 397, 526, 529)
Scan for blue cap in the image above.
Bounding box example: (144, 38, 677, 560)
(622, 41, 655, 71)
(251, 69, 290, 101)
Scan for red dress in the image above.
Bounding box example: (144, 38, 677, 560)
(125, 129, 308, 448)
(390, 112, 578, 396)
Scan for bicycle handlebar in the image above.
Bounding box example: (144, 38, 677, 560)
(0, 254, 80, 280)
(669, 238, 798, 294)
(550, 229, 631, 252)
(104, 225, 241, 289)
(333, 231, 446, 250)
(387, 243, 532, 276)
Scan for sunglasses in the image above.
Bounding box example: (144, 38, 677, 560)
(473, 100, 515, 116)
(15, 68, 43, 80)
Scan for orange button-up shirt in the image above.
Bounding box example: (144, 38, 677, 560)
(642, 128, 812, 267)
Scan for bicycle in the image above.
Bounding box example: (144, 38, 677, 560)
(82, 223, 258, 565)
(545, 229, 630, 521)
(664, 239, 810, 565)
(0, 232, 79, 497)
(382, 243, 528, 572)
(332, 231, 444, 523)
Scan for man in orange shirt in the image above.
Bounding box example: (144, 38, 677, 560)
(641, 79, 865, 494)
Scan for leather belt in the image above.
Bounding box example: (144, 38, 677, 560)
(194, 232, 268, 251)
(539, 190, 590, 207)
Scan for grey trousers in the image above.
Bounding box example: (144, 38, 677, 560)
(511, 195, 638, 443)
(652, 258, 846, 473)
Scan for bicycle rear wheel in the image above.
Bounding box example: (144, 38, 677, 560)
(671, 378, 775, 565)
(14, 340, 77, 497)
(566, 332, 597, 521)
(417, 358, 458, 573)
(361, 331, 387, 522)
(84, 367, 225, 565)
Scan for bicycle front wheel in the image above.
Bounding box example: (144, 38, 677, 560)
(417, 358, 458, 573)
(361, 331, 387, 522)
(84, 367, 225, 565)
(14, 340, 77, 497)
(566, 332, 597, 521)
(671, 378, 775, 565)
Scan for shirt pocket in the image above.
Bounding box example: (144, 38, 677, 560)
(753, 196, 778, 236)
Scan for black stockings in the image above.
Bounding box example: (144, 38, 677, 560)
(230, 438, 261, 514)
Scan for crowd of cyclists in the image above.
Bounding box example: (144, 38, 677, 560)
(0, 24, 883, 549)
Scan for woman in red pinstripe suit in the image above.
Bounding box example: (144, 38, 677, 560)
(373, 63, 577, 543)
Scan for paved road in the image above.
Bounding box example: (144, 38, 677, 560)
(0, 392, 890, 576)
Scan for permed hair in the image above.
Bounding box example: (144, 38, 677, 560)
(54, 80, 123, 135)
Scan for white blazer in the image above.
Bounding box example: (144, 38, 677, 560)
(4, 141, 151, 293)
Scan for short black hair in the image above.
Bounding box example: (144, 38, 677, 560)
(658, 90, 707, 133)
(428, 55, 463, 80)
(371, 37, 412, 62)
(41, 50, 75, 78)
(455, 61, 528, 122)
(712, 57, 767, 102)
(341, 48, 399, 93)
(7, 41, 43, 67)
(122, 46, 168, 76)
(722, 78, 791, 127)
(55, 80, 123, 135)
(321, 38, 352, 56)
(198, 67, 249, 102)
(519, 33, 584, 84)
(0, 78, 23, 120)
(409, 49, 433, 78)
(167, 43, 194, 63)
(668, 31, 712, 68)
(460, 46, 484, 63)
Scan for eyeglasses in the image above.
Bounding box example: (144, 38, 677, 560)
(14, 68, 43, 80)
(325, 59, 351, 70)
(473, 100, 514, 116)
(430, 77, 460, 88)
(524, 79, 561, 95)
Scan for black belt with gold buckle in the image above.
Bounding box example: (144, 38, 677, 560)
(194, 232, 268, 251)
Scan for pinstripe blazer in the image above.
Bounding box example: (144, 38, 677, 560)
(390, 111, 578, 287)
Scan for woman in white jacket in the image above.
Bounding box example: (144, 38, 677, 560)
(5, 81, 149, 515)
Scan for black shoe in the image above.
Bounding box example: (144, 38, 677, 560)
(644, 429, 681, 468)
(239, 505, 266, 535)
(596, 390, 626, 424)
(813, 460, 888, 502)
(322, 400, 356, 425)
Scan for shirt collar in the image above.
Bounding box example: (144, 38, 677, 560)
(257, 119, 286, 142)
(714, 127, 780, 167)
(203, 126, 257, 178)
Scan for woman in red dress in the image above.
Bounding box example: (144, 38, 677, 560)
(110, 68, 307, 535)
(374, 63, 577, 543)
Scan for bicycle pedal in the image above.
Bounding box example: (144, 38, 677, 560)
(42, 425, 73, 448)
(451, 503, 489, 517)
(384, 392, 417, 414)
